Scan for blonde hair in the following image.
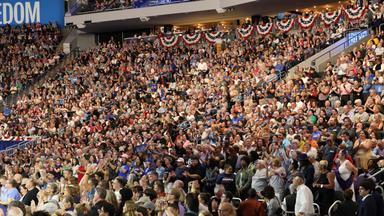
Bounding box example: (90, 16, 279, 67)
(319, 160, 328, 170)
(272, 158, 281, 167)
(106, 190, 119, 210)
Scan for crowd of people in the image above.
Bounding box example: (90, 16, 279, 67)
(0, 1, 384, 216)
(0, 23, 63, 103)
(75, 0, 199, 13)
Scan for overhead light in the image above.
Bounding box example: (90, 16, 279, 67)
(216, 8, 227, 14)
(295, 9, 299, 12)
(140, 17, 150, 22)
(313, 5, 317, 8)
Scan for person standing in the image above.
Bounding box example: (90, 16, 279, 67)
(237, 188, 266, 216)
(334, 150, 357, 199)
(293, 174, 315, 216)
(21, 179, 39, 206)
(268, 158, 286, 202)
(313, 160, 335, 216)
(251, 160, 268, 194)
(298, 154, 315, 191)
(357, 179, 377, 216)
(235, 156, 252, 200)
(335, 189, 358, 216)
(216, 164, 236, 195)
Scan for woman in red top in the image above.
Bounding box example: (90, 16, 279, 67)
(77, 157, 88, 184)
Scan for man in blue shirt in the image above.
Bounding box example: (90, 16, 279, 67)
(0, 179, 21, 215)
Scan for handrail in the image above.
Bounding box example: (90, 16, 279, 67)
(369, 167, 384, 179)
(3, 47, 80, 105)
(0, 139, 37, 155)
(312, 28, 370, 64)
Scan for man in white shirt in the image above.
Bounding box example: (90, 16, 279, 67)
(293, 175, 315, 216)
(375, 42, 384, 56)
(112, 177, 126, 204)
(197, 59, 208, 72)
(251, 160, 268, 194)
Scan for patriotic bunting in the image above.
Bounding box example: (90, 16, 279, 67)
(155, 3, 371, 48)
(343, 6, 367, 20)
(182, 32, 202, 45)
(237, 25, 254, 39)
(159, 35, 180, 48)
(275, 18, 296, 32)
(203, 32, 223, 43)
(321, 10, 342, 26)
(298, 14, 318, 29)
(369, 3, 380, 15)
(256, 22, 273, 35)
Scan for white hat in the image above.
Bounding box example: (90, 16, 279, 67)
(176, 158, 185, 163)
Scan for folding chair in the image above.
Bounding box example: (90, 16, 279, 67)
(282, 209, 295, 216)
(231, 197, 242, 209)
(328, 200, 342, 216)
(312, 203, 321, 216)
(376, 185, 384, 194)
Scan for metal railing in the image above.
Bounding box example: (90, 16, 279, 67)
(369, 167, 384, 179)
(4, 47, 80, 106)
(0, 139, 37, 155)
(311, 28, 370, 66)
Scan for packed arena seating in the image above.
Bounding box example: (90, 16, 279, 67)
(0, 1, 384, 216)
(75, 0, 194, 14)
(0, 23, 63, 102)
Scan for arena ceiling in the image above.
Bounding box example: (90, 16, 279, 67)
(79, 0, 342, 32)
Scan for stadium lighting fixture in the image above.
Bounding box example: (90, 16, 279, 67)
(140, 17, 150, 22)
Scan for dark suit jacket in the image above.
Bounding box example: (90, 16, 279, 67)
(336, 200, 358, 216)
(285, 193, 297, 212)
(373, 191, 384, 216)
(358, 195, 377, 216)
(21, 187, 39, 206)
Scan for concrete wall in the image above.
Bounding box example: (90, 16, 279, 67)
(62, 30, 96, 52)
(65, 0, 219, 26)
(77, 31, 96, 50)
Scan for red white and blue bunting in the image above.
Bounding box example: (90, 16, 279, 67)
(237, 25, 254, 39)
(298, 14, 318, 29)
(369, 3, 380, 15)
(159, 35, 180, 48)
(182, 32, 202, 45)
(256, 22, 273, 35)
(275, 18, 296, 32)
(203, 32, 223, 43)
(343, 6, 367, 20)
(155, 3, 375, 48)
(321, 10, 342, 26)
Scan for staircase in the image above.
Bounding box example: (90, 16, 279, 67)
(3, 47, 80, 107)
(1, 28, 81, 112)
(286, 28, 371, 80)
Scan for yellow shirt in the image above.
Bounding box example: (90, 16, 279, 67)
(367, 38, 379, 46)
